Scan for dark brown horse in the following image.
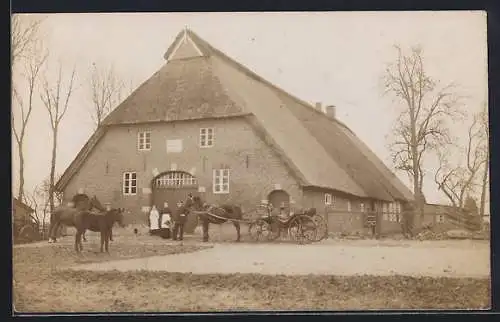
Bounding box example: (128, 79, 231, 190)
(73, 208, 125, 253)
(48, 195, 107, 243)
(189, 196, 243, 242)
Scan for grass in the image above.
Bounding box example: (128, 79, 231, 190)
(13, 236, 490, 313)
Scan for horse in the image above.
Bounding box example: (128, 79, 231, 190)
(73, 208, 125, 254)
(188, 196, 243, 242)
(48, 195, 114, 243)
(81, 196, 113, 242)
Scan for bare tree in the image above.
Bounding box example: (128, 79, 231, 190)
(88, 63, 127, 129)
(11, 15, 44, 68)
(383, 45, 463, 213)
(40, 62, 77, 213)
(24, 174, 63, 239)
(478, 104, 489, 217)
(434, 110, 487, 208)
(12, 42, 48, 201)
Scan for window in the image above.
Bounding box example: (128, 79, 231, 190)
(389, 213, 398, 222)
(347, 200, 352, 212)
(395, 201, 401, 214)
(383, 213, 389, 221)
(389, 202, 394, 214)
(200, 128, 215, 147)
(360, 202, 365, 213)
(155, 171, 197, 188)
(138, 131, 151, 151)
(213, 169, 229, 194)
(324, 193, 334, 206)
(382, 202, 388, 214)
(437, 214, 445, 223)
(123, 172, 137, 195)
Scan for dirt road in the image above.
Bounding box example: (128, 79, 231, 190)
(72, 239, 489, 278)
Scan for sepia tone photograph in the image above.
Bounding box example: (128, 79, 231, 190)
(12, 11, 490, 313)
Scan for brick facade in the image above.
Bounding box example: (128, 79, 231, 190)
(63, 116, 302, 224)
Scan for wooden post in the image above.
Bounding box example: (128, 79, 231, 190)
(324, 206, 329, 237)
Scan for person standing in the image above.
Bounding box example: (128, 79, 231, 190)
(149, 205, 160, 236)
(159, 203, 172, 239)
(172, 200, 188, 241)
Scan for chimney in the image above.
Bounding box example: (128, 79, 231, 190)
(325, 105, 336, 119)
(314, 102, 322, 112)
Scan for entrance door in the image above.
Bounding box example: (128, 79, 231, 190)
(152, 171, 199, 233)
(268, 190, 290, 213)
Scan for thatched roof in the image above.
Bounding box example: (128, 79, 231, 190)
(56, 28, 414, 202)
(13, 198, 34, 213)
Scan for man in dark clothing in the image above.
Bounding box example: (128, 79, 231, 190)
(172, 200, 188, 241)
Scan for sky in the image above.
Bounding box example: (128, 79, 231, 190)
(11, 11, 488, 206)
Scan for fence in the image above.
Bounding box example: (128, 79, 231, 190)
(323, 206, 482, 238)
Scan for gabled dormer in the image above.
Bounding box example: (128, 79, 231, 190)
(164, 27, 206, 62)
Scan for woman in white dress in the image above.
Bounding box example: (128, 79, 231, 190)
(149, 205, 160, 236)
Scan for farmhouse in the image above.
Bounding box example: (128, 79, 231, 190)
(55, 28, 414, 232)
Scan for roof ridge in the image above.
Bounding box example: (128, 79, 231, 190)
(186, 29, 359, 134)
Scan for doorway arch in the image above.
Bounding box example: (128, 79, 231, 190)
(151, 171, 199, 234)
(267, 190, 290, 213)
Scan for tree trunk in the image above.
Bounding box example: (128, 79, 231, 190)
(17, 143, 25, 202)
(479, 160, 489, 217)
(49, 126, 58, 213)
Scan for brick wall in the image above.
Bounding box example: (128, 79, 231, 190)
(302, 188, 373, 235)
(63, 117, 302, 224)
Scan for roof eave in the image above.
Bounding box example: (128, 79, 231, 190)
(55, 126, 108, 192)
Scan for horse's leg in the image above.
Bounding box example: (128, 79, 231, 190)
(202, 218, 209, 242)
(105, 231, 110, 253)
(75, 230, 82, 254)
(100, 230, 105, 253)
(48, 216, 58, 242)
(109, 228, 113, 242)
(82, 231, 87, 242)
(233, 222, 241, 242)
(79, 229, 85, 252)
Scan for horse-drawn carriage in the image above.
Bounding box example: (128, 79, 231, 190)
(247, 203, 327, 244)
(190, 197, 327, 244)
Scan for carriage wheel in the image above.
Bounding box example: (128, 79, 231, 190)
(19, 225, 38, 242)
(248, 219, 272, 242)
(311, 214, 328, 242)
(288, 215, 317, 244)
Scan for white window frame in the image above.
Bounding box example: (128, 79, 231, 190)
(382, 202, 388, 214)
(137, 131, 151, 151)
(395, 201, 401, 214)
(360, 202, 365, 213)
(123, 172, 137, 195)
(347, 200, 352, 212)
(200, 128, 215, 148)
(213, 169, 230, 194)
(324, 193, 334, 206)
